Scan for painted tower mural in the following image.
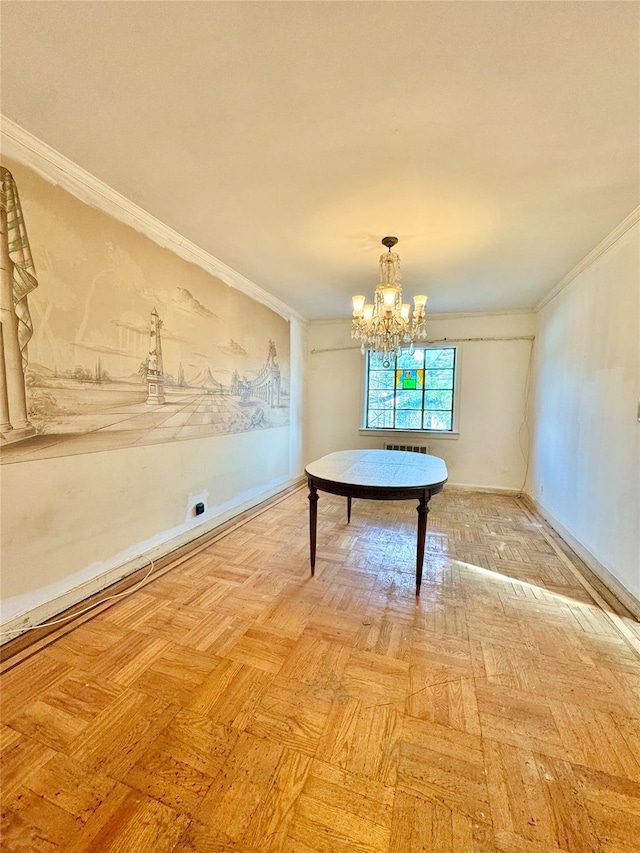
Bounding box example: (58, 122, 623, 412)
(0, 162, 290, 464)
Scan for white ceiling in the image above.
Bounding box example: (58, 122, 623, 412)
(1, 1, 638, 320)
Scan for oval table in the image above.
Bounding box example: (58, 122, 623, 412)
(304, 449, 448, 595)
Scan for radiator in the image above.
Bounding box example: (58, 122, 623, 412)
(383, 441, 430, 454)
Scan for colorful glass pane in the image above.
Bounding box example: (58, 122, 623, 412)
(395, 369, 424, 390)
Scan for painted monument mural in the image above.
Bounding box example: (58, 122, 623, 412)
(0, 162, 290, 464)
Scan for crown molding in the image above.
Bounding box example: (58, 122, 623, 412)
(0, 115, 305, 324)
(417, 308, 536, 321)
(536, 206, 640, 312)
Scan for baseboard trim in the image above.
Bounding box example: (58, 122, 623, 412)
(445, 483, 522, 496)
(520, 493, 640, 622)
(0, 476, 306, 665)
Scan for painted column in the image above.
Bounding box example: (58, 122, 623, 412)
(0, 323, 13, 434)
(146, 307, 165, 405)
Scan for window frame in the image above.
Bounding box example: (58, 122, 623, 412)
(360, 344, 461, 437)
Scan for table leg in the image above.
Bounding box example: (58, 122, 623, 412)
(416, 491, 429, 595)
(308, 480, 318, 576)
(347, 496, 352, 524)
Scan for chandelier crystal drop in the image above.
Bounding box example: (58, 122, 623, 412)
(351, 236, 428, 355)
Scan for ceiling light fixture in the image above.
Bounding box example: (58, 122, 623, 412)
(351, 236, 428, 355)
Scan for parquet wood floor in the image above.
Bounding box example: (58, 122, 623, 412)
(2, 487, 639, 852)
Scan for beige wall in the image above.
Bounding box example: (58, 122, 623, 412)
(529, 221, 640, 605)
(307, 312, 536, 490)
(0, 160, 305, 633)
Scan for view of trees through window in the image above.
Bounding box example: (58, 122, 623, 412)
(365, 347, 456, 431)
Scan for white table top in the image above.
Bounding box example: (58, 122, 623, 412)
(305, 449, 448, 489)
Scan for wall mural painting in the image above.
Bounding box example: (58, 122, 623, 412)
(0, 165, 290, 464)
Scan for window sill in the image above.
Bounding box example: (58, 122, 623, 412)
(359, 429, 460, 440)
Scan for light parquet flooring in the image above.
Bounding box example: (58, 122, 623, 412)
(2, 487, 640, 852)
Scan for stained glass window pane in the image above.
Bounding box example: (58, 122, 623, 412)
(369, 353, 396, 370)
(395, 369, 424, 390)
(395, 390, 423, 410)
(424, 390, 453, 410)
(368, 409, 394, 428)
(425, 349, 454, 369)
(369, 370, 395, 390)
(396, 349, 424, 369)
(423, 411, 452, 430)
(425, 369, 453, 389)
(368, 390, 395, 409)
(395, 410, 422, 429)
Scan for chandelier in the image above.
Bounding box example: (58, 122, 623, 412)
(351, 236, 428, 355)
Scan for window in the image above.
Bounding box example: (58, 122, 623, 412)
(364, 346, 457, 432)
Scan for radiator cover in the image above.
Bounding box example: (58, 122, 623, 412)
(383, 442, 430, 454)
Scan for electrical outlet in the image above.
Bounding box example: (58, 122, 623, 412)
(195, 502, 205, 516)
